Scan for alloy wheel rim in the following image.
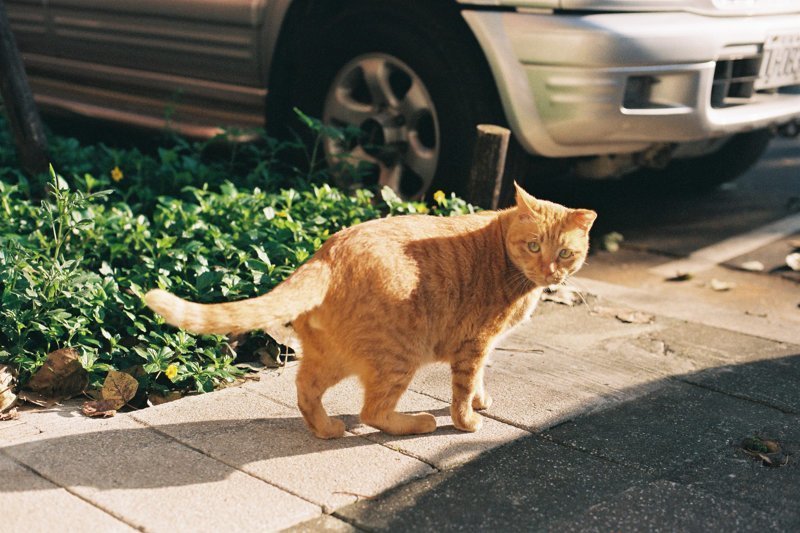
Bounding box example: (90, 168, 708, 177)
(322, 53, 440, 200)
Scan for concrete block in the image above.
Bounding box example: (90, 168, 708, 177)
(247, 364, 529, 469)
(0, 452, 136, 532)
(3, 410, 319, 532)
(550, 480, 789, 531)
(132, 387, 434, 512)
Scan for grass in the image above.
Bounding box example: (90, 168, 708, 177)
(0, 113, 475, 405)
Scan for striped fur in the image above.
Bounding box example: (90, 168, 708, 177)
(145, 183, 596, 439)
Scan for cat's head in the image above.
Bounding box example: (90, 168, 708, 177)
(505, 183, 597, 288)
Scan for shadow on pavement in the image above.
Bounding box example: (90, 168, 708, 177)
(334, 353, 800, 531)
(1, 354, 797, 531)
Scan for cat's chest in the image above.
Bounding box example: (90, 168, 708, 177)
(503, 289, 543, 329)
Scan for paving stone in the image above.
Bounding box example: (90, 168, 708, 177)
(501, 300, 663, 354)
(248, 364, 530, 470)
(650, 322, 798, 367)
(132, 386, 434, 511)
(337, 434, 645, 532)
(668, 417, 800, 524)
(410, 363, 606, 432)
(551, 480, 789, 532)
(3, 411, 319, 532)
(544, 381, 797, 477)
(0, 452, 136, 533)
(683, 353, 800, 414)
(283, 514, 359, 533)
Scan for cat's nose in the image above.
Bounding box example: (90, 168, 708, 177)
(546, 262, 557, 274)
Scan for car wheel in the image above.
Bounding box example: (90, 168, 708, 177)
(287, 1, 503, 200)
(624, 129, 774, 194)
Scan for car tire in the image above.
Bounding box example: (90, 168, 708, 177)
(624, 129, 774, 194)
(284, 1, 504, 200)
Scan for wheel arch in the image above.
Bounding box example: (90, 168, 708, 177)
(264, 0, 506, 133)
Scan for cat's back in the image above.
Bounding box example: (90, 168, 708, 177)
(318, 212, 499, 297)
(331, 212, 497, 251)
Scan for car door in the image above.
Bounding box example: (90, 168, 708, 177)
(5, 0, 50, 59)
(47, 0, 266, 86)
(19, 0, 271, 133)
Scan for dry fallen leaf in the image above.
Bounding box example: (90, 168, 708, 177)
(709, 278, 735, 292)
(0, 364, 17, 414)
(100, 370, 139, 409)
(26, 348, 88, 401)
(740, 260, 765, 272)
(741, 437, 789, 467)
(0, 408, 19, 421)
(592, 306, 655, 324)
(81, 400, 118, 418)
(17, 390, 58, 408)
(786, 252, 800, 272)
(542, 285, 584, 306)
(665, 272, 693, 282)
(147, 391, 182, 407)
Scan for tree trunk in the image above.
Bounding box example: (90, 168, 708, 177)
(0, 0, 49, 176)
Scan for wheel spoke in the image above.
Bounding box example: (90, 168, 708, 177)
(404, 139, 437, 185)
(378, 162, 403, 192)
(361, 57, 397, 107)
(347, 145, 381, 167)
(326, 89, 374, 127)
(399, 79, 431, 119)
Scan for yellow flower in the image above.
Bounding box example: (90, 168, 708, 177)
(111, 166, 124, 182)
(433, 190, 446, 205)
(165, 364, 178, 381)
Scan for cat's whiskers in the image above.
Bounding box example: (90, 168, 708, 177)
(507, 269, 534, 296)
(563, 278, 590, 307)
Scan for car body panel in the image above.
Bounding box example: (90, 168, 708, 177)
(457, 0, 800, 16)
(464, 8, 800, 157)
(6, 0, 294, 135)
(7, 0, 800, 165)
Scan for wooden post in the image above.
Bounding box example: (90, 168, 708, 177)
(0, 0, 49, 176)
(465, 124, 510, 210)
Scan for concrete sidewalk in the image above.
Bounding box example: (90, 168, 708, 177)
(2, 278, 799, 532)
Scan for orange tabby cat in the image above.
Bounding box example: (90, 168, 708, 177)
(145, 183, 596, 439)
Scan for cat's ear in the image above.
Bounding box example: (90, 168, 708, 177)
(569, 209, 597, 231)
(514, 181, 539, 214)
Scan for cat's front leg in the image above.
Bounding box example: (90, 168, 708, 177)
(472, 365, 493, 411)
(450, 351, 489, 432)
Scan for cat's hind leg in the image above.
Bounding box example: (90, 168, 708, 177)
(296, 356, 348, 439)
(359, 364, 436, 436)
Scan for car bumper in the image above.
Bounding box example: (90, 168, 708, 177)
(463, 10, 800, 158)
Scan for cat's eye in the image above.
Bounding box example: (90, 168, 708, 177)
(559, 249, 574, 259)
(528, 242, 540, 253)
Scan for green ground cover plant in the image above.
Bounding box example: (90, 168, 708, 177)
(0, 114, 475, 406)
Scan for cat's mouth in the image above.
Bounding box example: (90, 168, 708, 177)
(545, 274, 566, 287)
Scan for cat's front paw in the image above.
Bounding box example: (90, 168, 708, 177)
(312, 418, 346, 440)
(472, 393, 493, 411)
(413, 413, 438, 434)
(453, 411, 483, 432)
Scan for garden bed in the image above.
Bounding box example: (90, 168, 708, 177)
(0, 115, 474, 413)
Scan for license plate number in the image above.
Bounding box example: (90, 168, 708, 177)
(756, 32, 800, 90)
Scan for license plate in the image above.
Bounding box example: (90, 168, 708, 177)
(756, 31, 800, 90)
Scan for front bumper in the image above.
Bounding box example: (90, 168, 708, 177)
(464, 10, 800, 158)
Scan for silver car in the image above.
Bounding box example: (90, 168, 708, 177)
(8, 0, 800, 198)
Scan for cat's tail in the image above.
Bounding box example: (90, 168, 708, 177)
(144, 260, 330, 349)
